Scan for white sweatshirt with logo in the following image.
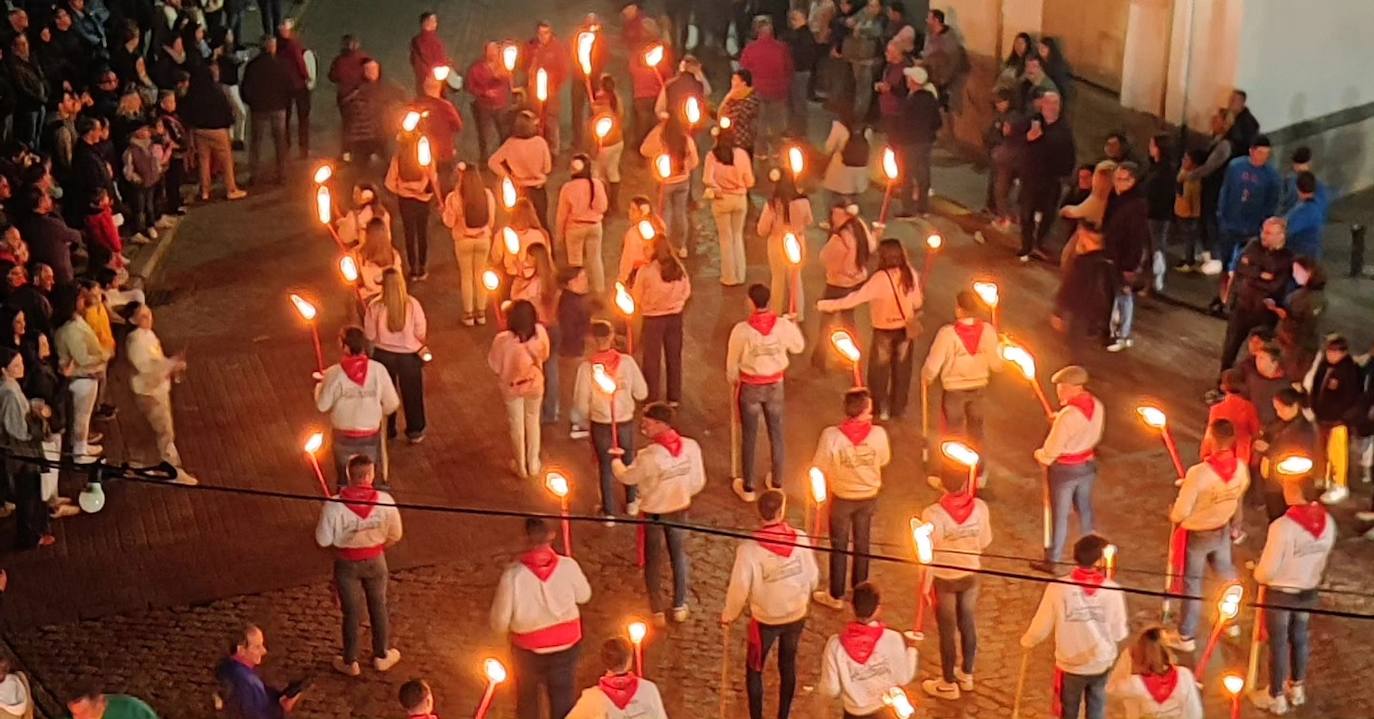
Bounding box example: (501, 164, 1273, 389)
(920, 320, 1001, 391)
(565, 678, 668, 719)
(1253, 511, 1336, 592)
(490, 555, 592, 648)
(612, 437, 707, 515)
(811, 425, 891, 500)
(725, 317, 805, 385)
(571, 354, 649, 425)
(721, 528, 820, 625)
(1169, 461, 1250, 531)
(314, 360, 401, 433)
(313, 491, 403, 551)
(1020, 575, 1129, 676)
(919, 499, 992, 581)
(819, 625, 918, 716)
(1105, 655, 1204, 719)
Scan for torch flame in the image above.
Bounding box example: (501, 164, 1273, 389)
(614, 282, 636, 315)
(1275, 454, 1314, 475)
(432, 65, 451, 82)
(535, 68, 549, 102)
(655, 153, 672, 180)
(783, 233, 802, 265)
(339, 255, 359, 282)
(595, 116, 614, 140)
(312, 164, 333, 184)
(644, 44, 664, 68)
(315, 186, 332, 225)
(1135, 405, 1167, 429)
(545, 472, 570, 498)
(719, 115, 732, 130)
(303, 432, 324, 454)
(417, 136, 432, 167)
(972, 280, 999, 307)
(881, 687, 915, 719)
(1222, 673, 1245, 696)
(881, 147, 899, 181)
(926, 233, 943, 250)
(501, 177, 518, 209)
(501, 43, 518, 73)
(402, 110, 422, 132)
(592, 363, 617, 394)
(941, 440, 980, 468)
(483, 658, 508, 684)
(1217, 583, 1244, 621)
(787, 146, 804, 177)
(502, 227, 520, 255)
(830, 330, 860, 363)
(637, 220, 656, 240)
(808, 466, 827, 503)
(1000, 343, 1036, 379)
(288, 293, 317, 321)
(910, 519, 935, 564)
(627, 621, 648, 644)
(482, 269, 501, 291)
(577, 32, 595, 77)
(684, 96, 702, 125)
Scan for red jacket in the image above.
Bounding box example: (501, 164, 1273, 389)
(276, 36, 310, 91)
(327, 49, 372, 100)
(466, 59, 511, 111)
(413, 94, 463, 161)
(628, 45, 669, 100)
(739, 37, 793, 101)
(526, 36, 571, 94)
(83, 208, 122, 255)
(409, 30, 449, 82)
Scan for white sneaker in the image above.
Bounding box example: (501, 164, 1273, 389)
(1357, 511, 1374, 522)
(731, 478, 757, 503)
(1200, 258, 1223, 276)
(332, 657, 361, 676)
(155, 216, 176, 229)
(130, 233, 152, 245)
(1285, 681, 1306, 707)
(1106, 338, 1134, 352)
(921, 679, 960, 700)
(626, 499, 641, 516)
(954, 669, 975, 692)
(811, 590, 844, 610)
(1249, 690, 1289, 715)
(569, 426, 590, 440)
(147, 227, 159, 240)
(373, 648, 401, 672)
(1320, 485, 1349, 505)
(172, 470, 200, 486)
(671, 605, 689, 622)
(76, 445, 104, 463)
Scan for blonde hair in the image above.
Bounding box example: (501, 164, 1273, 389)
(380, 268, 410, 333)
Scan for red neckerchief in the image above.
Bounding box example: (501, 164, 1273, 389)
(952, 319, 985, 356)
(589, 349, 622, 374)
(519, 545, 560, 581)
(838, 418, 872, 445)
(838, 621, 885, 663)
(939, 491, 977, 524)
(1065, 392, 1096, 421)
(1140, 667, 1179, 705)
(1206, 449, 1239, 483)
(597, 673, 640, 710)
(753, 521, 796, 557)
(1070, 567, 1106, 597)
(653, 429, 684, 457)
(407, 714, 438, 719)
(747, 309, 778, 335)
(338, 486, 378, 519)
(340, 354, 370, 386)
(1285, 502, 1328, 539)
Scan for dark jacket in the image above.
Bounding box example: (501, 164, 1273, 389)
(782, 25, 821, 74)
(1144, 157, 1176, 220)
(1017, 114, 1075, 185)
(890, 90, 940, 146)
(327, 48, 371, 101)
(180, 65, 236, 130)
(1354, 361, 1374, 438)
(1309, 356, 1362, 425)
(1226, 107, 1259, 159)
(1055, 249, 1116, 333)
(69, 141, 115, 220)
(339, 80, 399, 145)
(22, 213, 80, 285)
(556, 290, 591, 358)
(240, 52, 293, 112)
(1231, 239, 1294, 313)
(1102, 184, 1150, 278)
(6, 54, 48, 111)
(1258, 415, 1318, 480)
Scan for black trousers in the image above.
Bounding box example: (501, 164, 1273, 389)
(397, 197, 431, 274)
(10, 465, 49, 550)
(640, 313, 683, 403)
(372, 348, 426, 439)
(286, 88, 311, 154)
(1219, 305, 1274, 374)
(258, 0, 283, 39)
(511, 644, 579, 719)
(528, 184, 550, 240)
(867, 329, 913, 418)
(745, 618, 804, 719)
(1019, 178, 1064, 254)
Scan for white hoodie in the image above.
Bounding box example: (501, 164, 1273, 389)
(725, 313, 805, 385)
(1105, 655, 1204, 719)
(566, 676, 668, 719)
(819, 623, 917, 716)
(920, 498, 992, 581)
(490, 551, 592, 653)
(314, 359, 401, 433)
(1020, 572, 1129, 675)
(1169, 458, 1249, 531)
(721, 524, 820, 625)
(921, 319, 1001, 391)
(572, 352, 649, 425)
(1253, 505, 1336, 592)
(314, 489, 403, 557)
(811, 423, 891, 500)
(613, 435, 706, 515)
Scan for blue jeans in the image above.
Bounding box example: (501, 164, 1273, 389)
(827, 496, 876, 599)
(1060, 669, 1108, 719)
(1178, 526, 1237, 638)
(663, 180, 690, 250)
(1266, 589, 1316, 696)
(541, 327, 561, 423)
(1110, 288, 1134, 340)
(643, 509, 689, 612)
(591, 421, 637, 514)
(1046, 461, 1097, 562)
(934, 575, 978, 681)
(738, 382, 785, 492)
(868, 329, 914, 418)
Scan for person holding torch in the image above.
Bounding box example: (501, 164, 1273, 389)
(1104, 628, 1203, 719)
(588, 75, 624, 208)
(572, 321, 648, 520)
(566, 638, 668, 719)
(556, 154, 610, 292)
(1165, 419, 1249, 653)
(920, 290, 1001, 483)
(526, 21, 570, 154)
(810, 389, 890, 610)
(315, 327, 400, 487)
(702, 127, 755, 287)
(490, 517, 593, 719)
(639, 114, 698, 257)
(1248, 478, 1335, 714)
(1020, 534, 1129, 719)
(758, 171, 814, 321)
(384, 132, 440, 282)
(440, 163, 496, 326)
(818, 582, 918, 719)
(812, 203, 874, 370)
(1029, 365, 1104, 573)
(721, 489, 820, 719)
(489, 111, 554, 231)
(918, 456, 992, 701)
(570, 15, 608, 150)
(726, 284, 805, 502)
(612, 402, 706, 625)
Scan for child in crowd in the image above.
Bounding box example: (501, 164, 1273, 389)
(985, 88, 1019, 230)
(121, 123, 165, 246)
(1173, 149, 1204, 272)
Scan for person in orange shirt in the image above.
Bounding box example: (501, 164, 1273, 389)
(1200, 368, 1261, 542)
(79, 280, 117, 421)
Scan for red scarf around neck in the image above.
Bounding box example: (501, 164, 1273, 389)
(839, 621, 885, 663)
(747, 310, 778, 335)
(589, 349, 622, 374)
(838, 418, 872, 445)
(939, 491, 976, 525)
(597, 673, 640, 710)
(520, 545, 560, 581)
(653, 429, 683, 457)
(1140, 667, 1179, 705)
(1285, 502, 1328, 539)
(952, 320, 985, 356)
(753, 521, 796, 557)
(338, 486, 379, 518)
(1070, 567, 1106, 597)
(340, 354, 370, 386)
(1206, 449, 1239, 483)
(1064, 392, 1096, 421)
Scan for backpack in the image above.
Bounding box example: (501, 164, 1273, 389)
(840, 129, 869, 167)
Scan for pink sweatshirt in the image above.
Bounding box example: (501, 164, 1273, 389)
(819, 227, 873, 288)
(633, 261, 691, 316)
(639, 126, 698, 185)
(817, 266, 923, 330)
(703, 149, 756, 196)
(757, 198, 814, 241)
(487, 326, 551, 400)
(489, 136, 553, 187)
(363, 296, 428, 353)
(556, 177, 609, 231)
(385, 158, 439, 201)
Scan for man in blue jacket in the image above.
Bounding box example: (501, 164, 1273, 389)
(1284, 172, 1329, 260)
(1213, 135, 1280, 313)
(214, 626, 301, 719)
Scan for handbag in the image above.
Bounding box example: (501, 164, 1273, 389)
(883, 269, 921, 341)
